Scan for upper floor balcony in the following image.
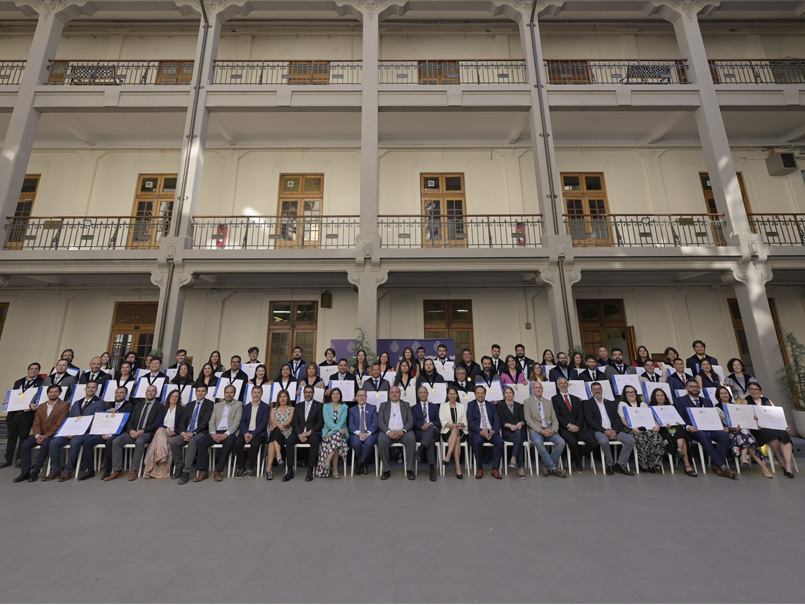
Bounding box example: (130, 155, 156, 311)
(563, 214, 728, 248)
(189, 215, 359, 250)
(379, 214, 543, 248)
(0, 61, 25, 86)
(749, 214, 805, 246)
(44, 60, 194, 86)
(3, 216, 167, 251)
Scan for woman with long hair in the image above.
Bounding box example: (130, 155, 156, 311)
(617, 385, 666, 473)
(439, 386, 467, 479)
(648, 388, 696, 477)
(143, 389, 184, 479)
(316, 388, 349, 478)
(714, 386, 772, 478)
(265, 389, 294, 480)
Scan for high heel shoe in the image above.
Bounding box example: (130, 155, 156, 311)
(455, 471, 463, 480)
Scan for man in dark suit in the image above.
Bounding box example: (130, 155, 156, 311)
(349, 391, 378, 476)
(326, 358, 355, 399)
(218, 355, 248, 402)
(168, 349, 194, 380)
(514, 344, 536, 379)
(489, 346, 505, 377)
(674, 379, 735, 479)
(107, 385, 163, 481)
(548, 352, 572, 382)
(497, 385, 527, 477)
(666, 358, 691, 398)
(597, 346, 614, 368)
(283, 385, 324, 482)
(42, 359, 77, 399)
(467, 385, 503, 479)
(0, 362, 44, 468)
(78, 386, 133, 481)
(478, 356, 499, 385)
(583, 382, 635, 476)
(49, 349, 80, 375)
(604, 348, 636, 379)
(551, 377, 597, 473)
(171, 384, 215, 484)
(363, 363, 391, 394)
(288, 346, 308, 381)
(449, 366, 474, 394)
(377, 386, 416, 480)
(412, 387, 442, 481)
(578, 355, 608, 382)
(78, 357, 111, 386)
(457, 349, 482, 381)
(45, 380, 106, 482)
(233, 385, 270, 478)
(685, 340, 719, 374)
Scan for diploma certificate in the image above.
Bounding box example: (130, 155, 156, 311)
(426, 383, 447, 404)
(650, 405, 686, 427)
(686, 406, 724, 431)
(55, 415, 93, 437)
(89, 412, 130, 436)
(722, 403, 758, 430)
(329, 380, 355, 402)
(6, 388, 39, 411)
(435, 361, 455, 382)
(753, 405, 788, 431)
(622, 406, 656, 430)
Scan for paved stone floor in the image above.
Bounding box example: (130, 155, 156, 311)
(0, 453, 801, 604)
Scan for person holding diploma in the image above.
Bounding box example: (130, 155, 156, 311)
(348, 390, 378, 476)
(583, 382, 635, 476)
(578, 355, 607, 383)
(115, 361, 137, 390)
(648, 388, 696, 477)
(695, 359, 724, 391)
(713, 386, 772, 478)
(377, 386, 417, 481)
(673, 379, 736, 479)
(724, 358, 757, 402)
(467, 385, 503, 479)
(233, 385, 270, 478)
(412, 387, 442, 482)
(299, 363, 323, 393)
(617, 385, 665, 473)
(47, 380, 106, 482)
(499, 355, 527, 389)
(639, 359, 665, 384)
(49, 349, 79, 375)
(666, 358, 690, 397)
(194, 363, 219, 391)
(603, 349, 636, 379)
(745, 382, 795, 478)
(249, 364, 270, 388)
(107, 385, 163, 482)
(78, 357, 111, 386)
(283, 386, 324, 482)
(79, 386, 134, 481)
(316, 387, 349, 479)
(377, 351, 392, 380)
(0, 362, 43, 469)
(524, 381, 566, 478)
(497, 385, 527, 479)
(42, 359, 77, 398)
(13, 386, 69, 483)
(170, 363, 193, 387)
(393, 360, 416, 391)
(439, 386, 467, 479)
(450, 366, 473, 395)
(552, 377, 597, 473)
(207, 351, 225, 374)
(274, 363, 296, 395)
(220, 355, 248, 402)
(174, 384, 215, 485)
(193, 385, 242, 483)
(143, 389, 184, 479)
(416, 359, 445, 389)
(363, 363, 390, 395)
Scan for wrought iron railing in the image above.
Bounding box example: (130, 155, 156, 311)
(44, 60, 194, 85)
(708, 59, 805, 84)
(379, 215, 543, 248)
(748, 214, 805, 246)
(3, 216, 168, 250)
(212, 60, 362, 85)
(0, 61, 25, 85)
(378, 60, 527, 85)
(544, 59, 690, 84)
(190, 216, 359, 249)
(563, 214, 727, 247)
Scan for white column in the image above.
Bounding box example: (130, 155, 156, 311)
(152, 269, 195, 360)
(349, 269, 388, 349)
(537, 261, 581, 353)
(0, 11, 65, 222)
(669, 9, 752, 237)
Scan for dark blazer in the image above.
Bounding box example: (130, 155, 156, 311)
(597, 357, 615, 368)
(218, 370, 249, 401)
(449, 379, 474, 393)
(169, 362, 195, 379)
(125, 400, 163, 434)
(685, 354, 718, 375)
(673, 394, 714, 428)
(330, 371, 355, 384)
(158, 405, 183, 433)
(411, 401, 442, 432)
(475, 371, 498, 387)
(458, 360, 482, 380)
(583, 398, 625, 433)
(497, 400, 526, 440)
(467, 400, 501, 435)
(68, 395, 106, 418)
(490, 358, 505, 376)
(239, 401, 271, 439)
(79, 370, 111, 385)
(363, 377, 390, 393)
(577, 368, 608, 383)
(515, 356, 536, 378)
(416, 371, 445, 388)
(105, 400, 134, 415)
(551, 392, 585, 431)
(548, 365, 572, 383)
(11, 375, 43, 414)
(193, 375, 220, 390)
(291, 399, 324, 436)
(177, 397, 215, 435)
(348, 404, 378, 435)
(667, 372, 690, 397)
(287, 360, 308, 381)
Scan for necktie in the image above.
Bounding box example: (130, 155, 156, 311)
(422, 402, 428, 424)
(138, 402, 152, 430)
(360, 407, 366, 432)
(81, 399, 88, 413)
(188, 402, 202, 432)
(564, 394, 572, 412)
(374, 379, 379, 390)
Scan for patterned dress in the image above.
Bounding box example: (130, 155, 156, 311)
(316, 406, 349, 477)
(619, 402, 666, 470)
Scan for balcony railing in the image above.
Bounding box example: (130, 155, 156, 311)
(563, 214, 727, 247)
(3, 216, 168, 250)
(544, 59, 690, 85)
(709, 59, 805, 84)
(0, 61, 25, 85)
(190, 216, 359, 250)
(212, 60, 362, 85)
(44, 60, 194, 85)
(749, 214, 805, 246)
(379, 215, 543, 248)
(378, 60, 527, 85)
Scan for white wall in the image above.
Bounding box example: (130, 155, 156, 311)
(217, 33, 361, 61)
(379, 33, 522, 60)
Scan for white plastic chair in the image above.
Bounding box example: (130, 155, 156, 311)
(438, 435, 471, 476)
(378, 442, 407, 474)
(350, 444, 379, 477)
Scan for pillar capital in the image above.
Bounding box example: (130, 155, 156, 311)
(334, 0, 408, 20)
(644, 0, 722, 21)
(14, 0, 96, 21)
(174, 0, 253, 20)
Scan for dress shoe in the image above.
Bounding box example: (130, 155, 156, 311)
(13, 472, 30, 483)
(282, 470, 295, 482)
(573, 464, 584, 474)
(614, 463, 634, 476)
(540, 466, 549, 477)
(234, 467, 245, 478)
(380, 471, 391, 480)
(429, 466, 437, 481)
(213, 471, 222, 482)
(407, 470, 416, 480)
(58, 472, 72, 482)
(41, 472, 60, 482)
(28, 471, 39, 482)
(193, 471, 208, 482)
(784, 471, 794, 479)
(475, 469, 484, 479)
(711, 465, 726, 477)
(128, 471, 138, 481)
(104, 471, 122, 481)
(248, 468, 257, 478)
(490, 469, 502, 480)
(550, 468, 567, 478)
(305, 468, 314, 482)
(178, 473, 190, 485)
(606, 466, 615, 476)
(723, 468, 737, 480)
(101, 471, 111, 480)
(455, 471, 463, 480)
(362, 463, 369, 475)
(171, 469, 183, 480)
(78, 470, 95, 481)
(0, 460, 12, 469)
(354, 464, 363, 476)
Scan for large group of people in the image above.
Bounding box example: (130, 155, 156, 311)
(2, 339, 798, 485)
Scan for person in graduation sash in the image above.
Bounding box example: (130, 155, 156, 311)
(514, 344, 536, 378)
(639, 359, 665, 384)
(0, 362, 43, 469)
(194, 363, 219, 391)
(393, 360, 416, 391)
(416, 359, 444, 389)
(439, 386, 467, 479)
(79, 386, 134, 481)
(249, 364, 270, 388)
(137, 357, 167, 403)
(489, 345, 505, 377)
(695, 358, 724, 391)
(220, 355, 248, 401)
(299, 363, 323, 392)
(288, 346, 308, 381)
(528, 363, 548, 383)
(170, 363, 194, 387)
(363, 363, 391, 394)
(457, 348, 481, 381)
(49, 349, 79, 375)
(115, 361, 137, 390)
(578, 355, 607, 383)
(499, 355, 527, 389)
(377, 351, 392, 379)
(273, 363, 296, 399)
(143, 389, 185, 479)
(42, 359, 77, 397)
(351, 349, 370, 381)
(478, 356, 499, 384)
(603, 349, 636, 379)
(13, 386, 69, 483)
(450, 366, 474, 395)
(78, 357, 111, 386)
(744, 382, 795, 478)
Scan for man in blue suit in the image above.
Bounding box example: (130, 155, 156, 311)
(467, 385, 503, 479)
(674, 379, 736, 479)
(45, 380, 106, 482)
(77, 386, 134, 481)
(412, 385, 442, 482)
(288, 346, 308, 381)
(348, 390, 378, 476)
(666, 358, 691, 398)
(234, 385, 271, 478)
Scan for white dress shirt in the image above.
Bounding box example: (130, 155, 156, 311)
(478, 401, 492, 430)
(163, 406, 176, 430)
(248, 403, 260, 432)
(387, 401, 404, 432)
(217, 403, 232, 434)
(537, 399, 547, 429)
(595, 399, 612, 430)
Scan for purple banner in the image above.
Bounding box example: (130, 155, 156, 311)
(330, 338, 456, 364)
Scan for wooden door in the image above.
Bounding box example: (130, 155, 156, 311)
(267, 301, 318, 377)
(5, 174, 39, 250)
(276, 174, 324, 248)
(576, 299, 629, 358)
(128, 174, 176, 249)
(156, 61, 194, 85)
(287, 61, 330, 84)
(424, 300, 474, 354)
(562, 173, 612, 246)
(107, 302, 157, 371)
(420, 174, 466, 248)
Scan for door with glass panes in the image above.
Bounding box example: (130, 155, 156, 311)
(267, 302, 318, 377)
(128, 174, 175, 249)
(107, 302, 157, 371)
(562, 173, 612, 246)
(699, 173, 752, 244)
(5, 174, 39, 250)
(421, 174, 466, 247)
(277, 174, 323, 248)
(424, 300, 474, 355)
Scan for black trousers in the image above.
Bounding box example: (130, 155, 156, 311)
(233, 433, 267, 469)
(558, 428, 597, 465)
(4, 410, 36, 463)
(285, 431, 321, 467)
